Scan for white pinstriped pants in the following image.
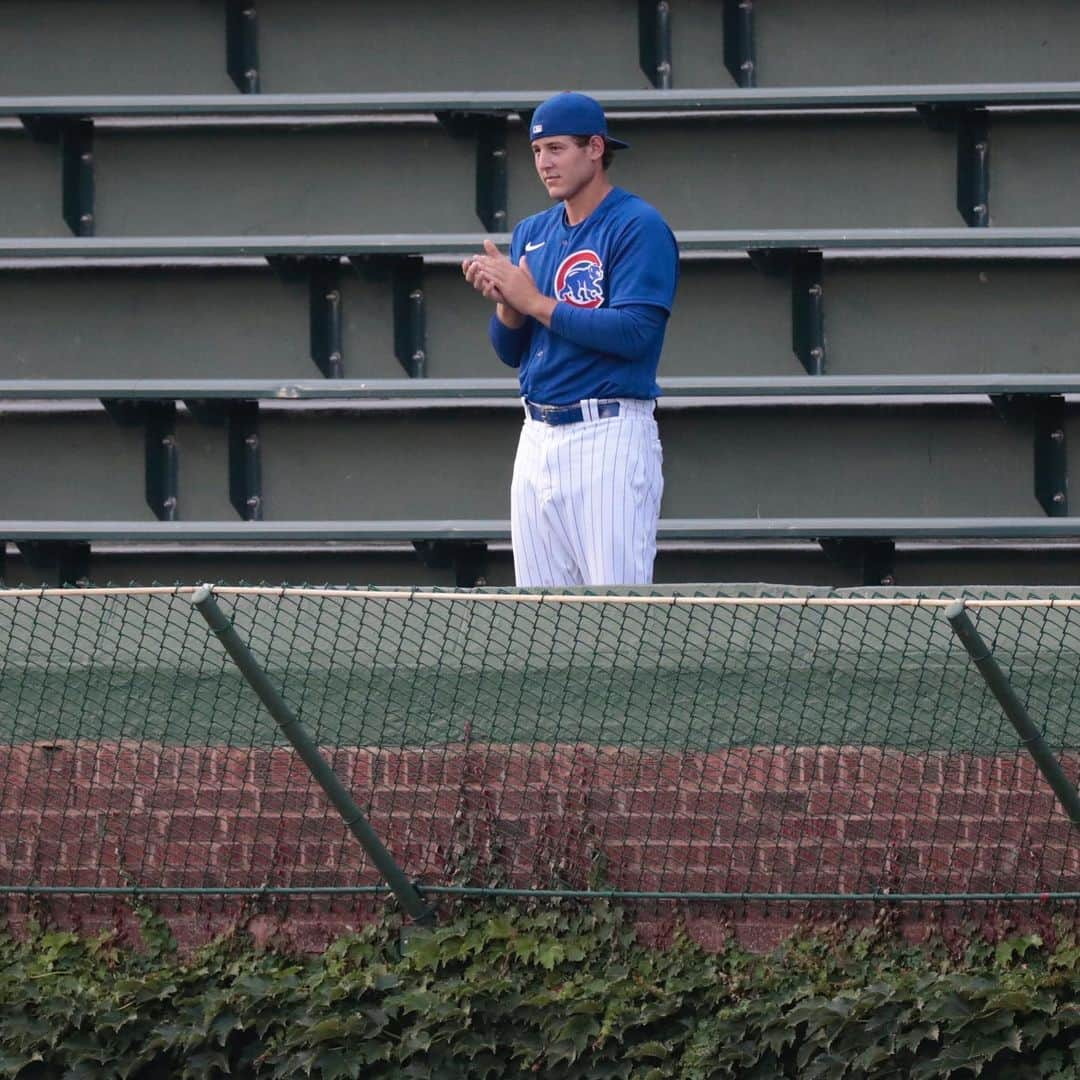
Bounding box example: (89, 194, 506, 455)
(510, 398, 664, 587)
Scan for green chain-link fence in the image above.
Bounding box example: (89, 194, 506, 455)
(1, 586, 1078, 903)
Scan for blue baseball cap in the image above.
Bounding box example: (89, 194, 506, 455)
(528, 92, 629, 151)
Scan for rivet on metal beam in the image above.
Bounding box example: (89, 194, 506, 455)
(639, 0, 673, 89)
(62, 118, 95, 237)
(144, 402, 179, 521)
(226, 0, 260, 93)
(722, 0, 756, 88)
(957, 110, 990, 227)
(309, 259, 344, 378)
(393, 257, 427, 378)
(228, 401, 263, 520)
(792, 251, 825, 375)
(1035, 397, 1068, 516)
(436, 112, 511, 232)
(476, 118, 510, 232)
(990, 393, 1068, 517)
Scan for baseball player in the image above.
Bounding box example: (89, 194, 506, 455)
(463, 91, 679, 587)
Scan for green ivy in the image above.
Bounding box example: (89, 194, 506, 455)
(1, 903, 1078, 1078)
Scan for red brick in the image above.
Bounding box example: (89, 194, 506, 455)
(84, 743, 162, 788)
(790, 747, 822, 786)
(349, 749, 376, 789)
(678, 791, 744, 817)
(504, 748, 555, 788)
(568, 788, 623, 814)
(993, 755, 1041, 793)
(940, 792, 994, 817)
(259, 788, 327, 814)
(491, 786, 555, 817)
(68, 786, 141, 813)
(965, 818, 1026, 845)
(144, 785, 199, 812)
(625, 789, 679, 814)
(215, 748, 254, 789)
(907, 818, 965, 844)
(158, 745, 204, 785)
(161, 813, 223, 844)
(372, 750, 424, 786)
(778, 816, 843, 842)
(594, 814, 659, 843)
(371, 786, 460, 817)
(749, 790, 809, 814)
(206, 787, 260, 813)
(939, 752, 970, 790)
(965, 756, 995, 790)
(997, 793, 1056, 819)
(808, 785, 876, 816)
(926, 844, 978, 875)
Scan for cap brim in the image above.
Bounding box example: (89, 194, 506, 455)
(604, 136, 630, 150)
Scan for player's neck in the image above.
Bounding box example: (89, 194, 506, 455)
(563, 173, 613, 226)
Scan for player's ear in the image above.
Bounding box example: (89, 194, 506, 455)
(589, 134, 605, 160)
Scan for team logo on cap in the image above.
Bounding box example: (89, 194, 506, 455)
(554, 249, 605, 308)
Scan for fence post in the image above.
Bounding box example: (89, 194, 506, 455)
(946, 599, 1080, 831)
(191, 585, 437, 929)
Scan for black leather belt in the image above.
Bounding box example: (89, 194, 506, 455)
(526, 400, 621, 426)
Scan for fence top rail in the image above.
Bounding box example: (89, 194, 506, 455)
(3, 518, 1080, 542)
(4, 374, 1080, 400)
(6, 82, 1080, 117)
(0, 583, 1078, 607)
(6, 228, 1080, 261)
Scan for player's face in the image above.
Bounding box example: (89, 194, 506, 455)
(531, 135, 603, 201)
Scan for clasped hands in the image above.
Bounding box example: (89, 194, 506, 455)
(462, 239, 556, 328)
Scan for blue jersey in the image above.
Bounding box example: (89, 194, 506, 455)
(506, 187, 678, 404)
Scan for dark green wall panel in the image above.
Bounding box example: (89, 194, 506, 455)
(0, 413, 230, 520)
(0, 269, 310, 379)
(657, 405, 1037, 518)
(662, 263, 794, 376)
(754, 0, 1080, 87)
(990, 117, 1080, 226)
(0, 1, 231, 95)
(4, 259, 1080, 381)
(0, 404, 1062, 522)
(5, 0, 1078, 95)
(94, 128, 480, 235)
(0, 132, 64, 237)
(256, 0, 647, 93)
(825, 263, 1080, 376)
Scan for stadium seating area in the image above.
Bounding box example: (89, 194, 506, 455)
(3, 0, 1080, 587)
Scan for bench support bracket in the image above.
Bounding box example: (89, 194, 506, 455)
(101, 399, 179, 520)
(639, 0, 673, 89)
(413, 540, 490, 587)
(820, 538, 896, 587)
(723, 0, 756, 88)
(991, 393, 1068, 516)
(226, 0, 260, 93)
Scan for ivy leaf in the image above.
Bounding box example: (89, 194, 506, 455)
(624, 1040, 670, 1061)
(312, 1048, 363, 1079)
(0, 1050, 44, 1078)
(536, 942, 565, 971)
(995, 935, 1043, 967)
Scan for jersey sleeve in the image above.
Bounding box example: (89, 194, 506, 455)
(606, 208, 679, 312)
(487, 222, 531, 369)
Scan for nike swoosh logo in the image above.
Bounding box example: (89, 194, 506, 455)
(525, 241, 545, 252)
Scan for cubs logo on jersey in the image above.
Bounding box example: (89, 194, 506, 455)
(554, 249, 605, 308)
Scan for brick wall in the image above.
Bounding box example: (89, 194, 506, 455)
(2, 740, 1078, 950)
